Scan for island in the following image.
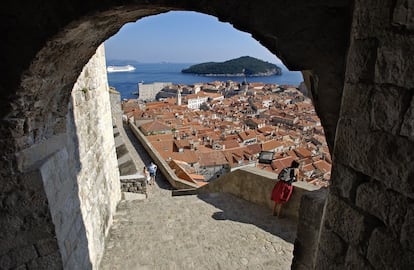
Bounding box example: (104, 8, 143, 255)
(181, 56, 282, 76)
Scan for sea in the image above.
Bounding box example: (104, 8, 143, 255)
(106, 60, 304, 100)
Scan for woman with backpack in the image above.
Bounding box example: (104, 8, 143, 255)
(271, 160, 300, 217)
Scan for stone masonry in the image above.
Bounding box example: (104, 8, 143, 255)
(314, 1, 414, 269)
(1, 1, 414, 269)
(67, 44, 121, 269)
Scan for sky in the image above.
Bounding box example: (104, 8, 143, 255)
(104, 11, 283, 65)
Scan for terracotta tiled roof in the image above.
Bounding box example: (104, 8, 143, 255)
(238, 130, 257, 141)
(257, 134, 266, 143)
(140, 120, 171, 133)
(198, 151, 228, 167)
(246, 143, 262, 155)
(302, 163, 315, 172)
(222, 147, 255, 168)
(261, 139, 283, 152)
(271, 156, 295, 174)
(169, 150, 199, 164)
(294, 147, 312, 158)
(151, 140, 174, 154)
(147, 134, 173, 142)
(219, 140, 240, 149)
(168, 159, 205, 186)
(313, 160, 332, 174)
(257, 126, 275, 135)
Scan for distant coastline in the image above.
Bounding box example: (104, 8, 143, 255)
(106, 62, 303, 99)
(181, 56, 282, 77)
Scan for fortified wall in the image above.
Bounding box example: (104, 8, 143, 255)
(3, 45, 121, 269)
(0, 1, 414, 270)
(313, 1, 414, 269)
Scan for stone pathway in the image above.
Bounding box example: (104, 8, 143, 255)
(100, 125, 297, 269)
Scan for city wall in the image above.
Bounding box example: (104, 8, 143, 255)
(312, 1, 414, 269)
(67, 44, 120, 269)
(199, 167, 321, 221)
(1, 1, 413, 269)
(8, 45, 121, 269)
(129, 121, 199, 189)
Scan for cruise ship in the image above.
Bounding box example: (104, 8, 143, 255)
(107, 65, 136, 73)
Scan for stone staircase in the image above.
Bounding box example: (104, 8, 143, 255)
(113, 126, 138, 176)
(100, 124, 298, 269)
(113, 124, 146, 197)
(100, 179, 297, 270)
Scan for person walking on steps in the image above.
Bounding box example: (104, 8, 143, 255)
(271, 160, 300, 217)
(148, 162, 157, 186)
(143, 166, 150, 186)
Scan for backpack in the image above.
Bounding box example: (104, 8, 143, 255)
(278, 167, 295, 184)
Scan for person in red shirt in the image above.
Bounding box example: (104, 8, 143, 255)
(271, 160, 300, 217)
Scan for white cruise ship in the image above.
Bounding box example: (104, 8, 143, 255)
(107, 65, 136, 73)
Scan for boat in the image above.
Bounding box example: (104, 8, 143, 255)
(107, 65, 136, 73)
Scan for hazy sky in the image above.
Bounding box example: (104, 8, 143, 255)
(104, 11, 283, 65)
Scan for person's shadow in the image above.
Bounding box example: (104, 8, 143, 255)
(198, 192, 297, 244)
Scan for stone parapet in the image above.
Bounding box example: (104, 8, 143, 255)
(129, 121, 199, 190)
(198, 166, 320, 221)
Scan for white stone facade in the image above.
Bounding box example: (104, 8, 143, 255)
(38, 44, 121, 269)
(187, 96, 208, 110)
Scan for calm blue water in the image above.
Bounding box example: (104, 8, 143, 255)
(106, 61, 303, 99)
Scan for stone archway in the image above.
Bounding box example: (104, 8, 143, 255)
(3, 1, 413, 269)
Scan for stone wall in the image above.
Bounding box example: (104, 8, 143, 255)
(291, 188, 327, 269)
(2, 1, 414, 269)
(2, 45, 121, 269)
(109, 88, 122, 124)
(67, 44, 121, 269)
(129, 121, 199, 190)
(120, 178, 146, 194)
(0, 169, 62, 269)
(314, 1, 414, 269)
(199, 167, 321, 221)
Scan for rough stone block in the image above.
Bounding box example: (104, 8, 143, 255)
(318, 227, 347, 262)
(3, 245, 38, 269)
(293, 223, 320, 268)
(0, 253, 13, 269)
(375, 35, 414, 88)
(402, 250, 414, 269)
(330, 162, 366, 202)
(351, 0, 393, 38)
(345, 39, 378, 83)
(297, 188, 327, 225)
(335, 118, 414, 199)
(401, 204, 414, 251)
(35, 238, 59, 257)
(367, 228, 403, 269)
(339, 83, 372, 123)
(400, 95, 414, 140)
(314, 248, 347, 270)
(392, 0, 414, 30)
(356, 181, 407, 236)
(324, 193, 378, 247)
(27, 252, 63, 270)
(15, 264, 28, 270)
(345, 245, 374, 270)
(370, 85, 412, 135)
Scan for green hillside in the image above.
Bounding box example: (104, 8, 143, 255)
(181, 56, 282, 76)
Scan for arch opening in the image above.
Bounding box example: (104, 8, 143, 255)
(1, 2, 353, 269)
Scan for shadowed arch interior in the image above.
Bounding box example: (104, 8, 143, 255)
(6, 1, 413, 269)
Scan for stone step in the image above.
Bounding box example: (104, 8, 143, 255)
(113, 127, 120, 137)
(114, 135, 124, 148)
(117, 153, 137, 175)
